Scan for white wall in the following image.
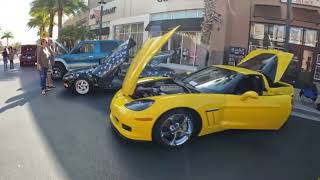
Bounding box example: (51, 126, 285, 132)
(89, 0, 204, 27)
(109, 14, 150, 41)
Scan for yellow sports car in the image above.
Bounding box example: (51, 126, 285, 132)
(109, 28, 294, 147)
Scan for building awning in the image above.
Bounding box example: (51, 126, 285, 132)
(292, 7, 320, 24)
(145, 18, 204, 32)
(90, 27, 110, 35)
(254, 5, 282, 20)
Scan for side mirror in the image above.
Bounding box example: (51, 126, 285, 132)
(240, 91, 259, 101)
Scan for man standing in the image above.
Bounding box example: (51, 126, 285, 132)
(47, 39, 56, 89)
(2, 47, 8, 70)
(8, 47, 15, 69)
(37, 39, 50, 95)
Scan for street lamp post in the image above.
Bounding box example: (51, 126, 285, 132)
(98, 0, 106, 40)
(284, 0, 292, 51)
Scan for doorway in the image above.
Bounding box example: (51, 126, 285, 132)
(286, 45, 317, 87)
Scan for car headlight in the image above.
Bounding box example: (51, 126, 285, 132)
(125, 99, 155, 111)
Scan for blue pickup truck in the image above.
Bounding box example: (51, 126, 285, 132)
(53, 40, 122, 79)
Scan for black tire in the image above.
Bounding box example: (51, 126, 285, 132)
(152, 108, 200, 148)
(52, 63, 66, 80)
(73, 78, 91, 95)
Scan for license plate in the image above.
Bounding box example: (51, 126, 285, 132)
(27, 57, 31, 59)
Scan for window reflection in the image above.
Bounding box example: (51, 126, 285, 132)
(304, 29, 318, 47)
(289, 27, 303, 45)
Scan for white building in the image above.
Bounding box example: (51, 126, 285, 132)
(88, 0, 205, 70)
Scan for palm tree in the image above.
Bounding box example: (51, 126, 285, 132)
(1, 31, 14, 46)
(29, 0, 87, 38)
(27, 10, 50, 37)
(59, 25, 94, 48)
(56, 0, 88, 38)
(30, 0, 57, 37)
(201, 0, 221, 45)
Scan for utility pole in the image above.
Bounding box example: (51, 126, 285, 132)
(284, 0, 292, 51)
(98, 0, 106, 40)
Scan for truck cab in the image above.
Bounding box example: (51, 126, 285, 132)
(53, 40, 122, 79)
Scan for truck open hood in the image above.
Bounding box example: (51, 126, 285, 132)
(51, 39, 69, 54)
(122, 27, 179, 96)
(237, 49, 293, 83)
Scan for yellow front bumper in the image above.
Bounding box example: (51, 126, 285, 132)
(109, 91, 156, 141)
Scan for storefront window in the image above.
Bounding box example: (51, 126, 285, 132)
(289, 27, 303, 45)
(249, 23, 285, 50)
(251, 23, 265, 40)
(269, 25, 285, 42)
(181, 32, 197, 65)
(153, 31, 202, 66)
(304, 29, 318, 47)
(114, 23, 144, 53)
(151, 9, 204, 21)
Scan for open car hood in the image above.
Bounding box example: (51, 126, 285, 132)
(91, 38, 136, 78)
(122, 27, 179, 96)
(237, 49, 293, 83)
(51, 39, 69, 54)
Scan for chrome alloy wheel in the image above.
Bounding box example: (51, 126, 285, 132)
(160, 114, 193, 146)
(75, 80, 90, 95)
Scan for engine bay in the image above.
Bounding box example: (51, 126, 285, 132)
(132, 79, 190, 99)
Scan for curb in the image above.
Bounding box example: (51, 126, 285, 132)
(292, 106, 320, 121)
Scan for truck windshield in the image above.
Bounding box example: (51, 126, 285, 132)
(182, 67, 242, 93)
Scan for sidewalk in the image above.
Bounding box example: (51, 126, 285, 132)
(292, 87, 320, 121)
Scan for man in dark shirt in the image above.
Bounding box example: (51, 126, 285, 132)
(2, 48, 8, 70)
(37, 39, 50, 95)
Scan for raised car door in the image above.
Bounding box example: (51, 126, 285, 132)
(237, 50, 293, 83)
(222, 75, 292, 129)
(69, 42, 97, 69)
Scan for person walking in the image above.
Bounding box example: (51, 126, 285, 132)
(8, 47, 15, 69)
(2, 47, 8, 70)
(47, 39, 56, 89)
(37, 39, 50, 95)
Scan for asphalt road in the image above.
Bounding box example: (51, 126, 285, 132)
(0, 63, 320, 180)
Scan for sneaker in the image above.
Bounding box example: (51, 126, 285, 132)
(41, 90, 46, 95)
(45, 88, 52, 92)
(48, 85, 56, 88)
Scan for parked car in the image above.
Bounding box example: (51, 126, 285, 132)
(110, 28, 294, 147)
(53, 40, 123, 79)
(62, 39, 175, 95)
(19, 45, 37, 66)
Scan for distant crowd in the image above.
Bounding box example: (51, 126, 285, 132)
(2, 46, 17, 70)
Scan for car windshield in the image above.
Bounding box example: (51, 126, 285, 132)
(182, 66, 242, 93)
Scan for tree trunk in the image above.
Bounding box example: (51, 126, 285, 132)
(48, 12, 55, 38)
(6, 38, 8, 46)
(57, 0, 64, 39)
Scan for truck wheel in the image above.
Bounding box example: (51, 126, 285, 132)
(52, 63, 66, 80)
